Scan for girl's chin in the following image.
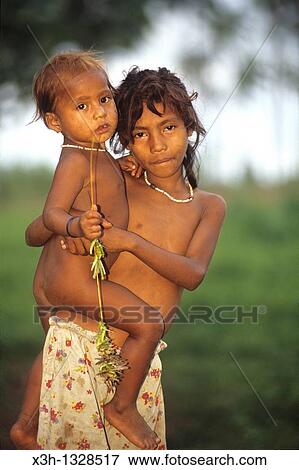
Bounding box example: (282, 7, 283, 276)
(147, 167, 180, 178)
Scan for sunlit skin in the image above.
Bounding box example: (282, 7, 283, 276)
(46, 70, 118, 148)
(10, 100, 226, 451)
(11, 70, 166, 451)
(129, 102, 193, 194)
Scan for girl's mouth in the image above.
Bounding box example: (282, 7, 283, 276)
(152, 157, 174, 165)
(94, 123, 110, 135)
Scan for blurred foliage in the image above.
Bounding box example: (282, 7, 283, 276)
(1, 0, 150, 94)
(178, 0, 299, 95)
(1, 0, 298, 97)
(1, 165, 299, 449)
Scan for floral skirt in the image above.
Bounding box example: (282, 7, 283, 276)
(37, 316, 167, 450)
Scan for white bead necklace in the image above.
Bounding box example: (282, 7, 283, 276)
(61, 144, 106, 152)
(144, 171, 194, 203)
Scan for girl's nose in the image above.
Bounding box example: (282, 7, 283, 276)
(150, 135, 167, 153)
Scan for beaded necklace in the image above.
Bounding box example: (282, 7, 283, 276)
(144, 170, 194, 203)
(61, 144, 106, 152)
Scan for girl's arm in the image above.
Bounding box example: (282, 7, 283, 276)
(102, 194, 227, 290)
(25, 215, 53, 247)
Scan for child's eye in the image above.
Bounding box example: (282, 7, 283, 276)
(100, 95, 112, 104)
(77, 103, 87, 111)
(164, 125, 176, 132)
(133, 132, 147, 139)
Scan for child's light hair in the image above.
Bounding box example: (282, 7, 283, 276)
(33, 50, 112, 126)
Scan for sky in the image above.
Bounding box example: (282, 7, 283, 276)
(1, 4, 298, 184)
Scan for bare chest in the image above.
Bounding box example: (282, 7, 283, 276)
(127, 179, 202, 255)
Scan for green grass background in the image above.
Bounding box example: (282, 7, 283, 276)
(0, 166, 298, 449)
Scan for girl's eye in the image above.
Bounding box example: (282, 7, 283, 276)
(165, 125, 176, 132)
(100, 95, 112, 104)
(134, 132, 147, 139)
(77, 103, 87, 111)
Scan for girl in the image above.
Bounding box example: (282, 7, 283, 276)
(12, 66, 226, 450)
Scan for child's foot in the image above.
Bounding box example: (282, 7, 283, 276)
(103, 402, 161, 449)
(10, 421, 39, 450)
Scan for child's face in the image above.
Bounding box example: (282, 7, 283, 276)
(128, 102, 191, 177)
(46, 70, 117, 146)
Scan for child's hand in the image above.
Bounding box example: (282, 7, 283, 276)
(60, 236, 90, 255)
(118, 155, 143, 178)
(79, 208, 112, 241)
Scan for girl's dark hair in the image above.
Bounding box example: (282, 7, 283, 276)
(113, 66, 206, 188)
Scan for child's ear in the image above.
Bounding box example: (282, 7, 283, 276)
(187, 127, 193, 137)
(45, 113, 62, 133)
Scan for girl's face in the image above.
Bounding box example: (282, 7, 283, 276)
(46, 70, 118, 147)
(128, 102, 191, 178)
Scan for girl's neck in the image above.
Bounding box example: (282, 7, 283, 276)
(145, 168, 189, 196)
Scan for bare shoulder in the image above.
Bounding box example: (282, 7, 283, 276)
(194, 188, 227, 218)
(58, 148, 89, 173)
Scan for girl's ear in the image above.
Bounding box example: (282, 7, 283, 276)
(187, 127, 193, 137)
(45, 113, 62, 133)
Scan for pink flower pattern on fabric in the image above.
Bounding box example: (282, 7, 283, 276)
(37, 317, 167, 450)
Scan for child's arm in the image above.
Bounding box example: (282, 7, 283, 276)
(43, 151, 102, 240)
(26, 214, 99, 256)
(25, 215, 53, 247)
(101, 194, 227, 290)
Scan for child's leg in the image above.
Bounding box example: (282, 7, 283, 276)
(81, 280, 165, 449)
(100, 281, 165, 449)
(10, 351, 42, 449)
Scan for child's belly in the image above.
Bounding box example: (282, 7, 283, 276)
(41, 236, 98, 305)
(33, 241, 130, 347)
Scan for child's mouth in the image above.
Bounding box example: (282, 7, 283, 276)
(94, 123, 110, 135)
(152, 157, 174, 165)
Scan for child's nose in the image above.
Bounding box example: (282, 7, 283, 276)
(93, 103, 106, 119)
(150, 134, 167, 153)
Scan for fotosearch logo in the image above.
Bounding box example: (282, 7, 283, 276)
(33, 304, 267, 325)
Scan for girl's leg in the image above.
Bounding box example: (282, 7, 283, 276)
(10, 351, 42, 449)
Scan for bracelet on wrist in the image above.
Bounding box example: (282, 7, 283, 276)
(66, 216, 79, 237)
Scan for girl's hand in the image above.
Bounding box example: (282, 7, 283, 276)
(60, 236, 91, 255)
(100, 224, 132, 253)
(118, 155, 143, 178)
(79, 209, 112, 240)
